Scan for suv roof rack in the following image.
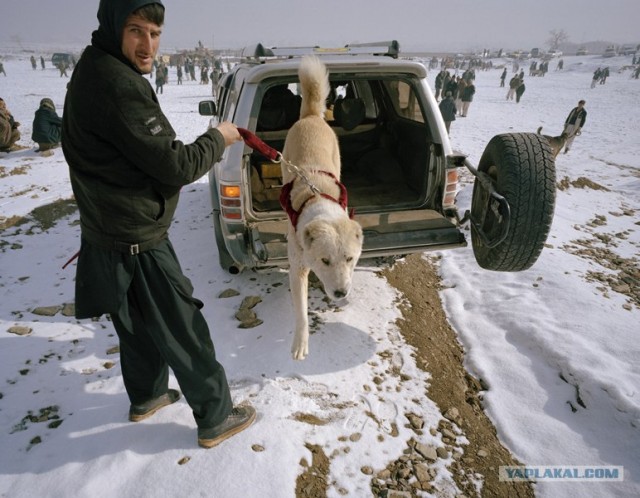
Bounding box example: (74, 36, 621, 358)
(241, 40, 400, 60)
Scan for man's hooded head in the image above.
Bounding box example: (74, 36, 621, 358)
(92, 0, 164, 72)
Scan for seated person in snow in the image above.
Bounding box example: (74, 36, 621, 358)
(0, 97, 21, 152)
(32, 98, 63, 152)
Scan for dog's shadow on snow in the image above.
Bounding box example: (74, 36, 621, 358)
(169, 183, 380, 377)
(220, 320, 378, 378)
(287, 322, 378, 375)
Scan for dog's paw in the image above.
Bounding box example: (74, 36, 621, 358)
(291, 336, 309, 361)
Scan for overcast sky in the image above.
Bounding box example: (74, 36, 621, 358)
(1, 0, 638, 53)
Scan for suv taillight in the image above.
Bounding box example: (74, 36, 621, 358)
(220, 183, 243, 220)
(444, 153, 465, 208)
(443, 168, 458, 208)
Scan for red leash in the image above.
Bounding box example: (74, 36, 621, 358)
(237, 127, 280, 162)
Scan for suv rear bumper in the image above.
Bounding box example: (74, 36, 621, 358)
(220, 209, 467, 270)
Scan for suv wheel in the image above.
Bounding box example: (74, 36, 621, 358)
(471, 133, 556, 271)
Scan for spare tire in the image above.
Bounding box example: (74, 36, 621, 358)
(471, 133, 556, 271)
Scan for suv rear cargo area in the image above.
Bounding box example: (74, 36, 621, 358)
(245, 73, 464, 265)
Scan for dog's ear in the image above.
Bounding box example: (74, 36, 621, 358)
(349, 219, 363, 242)
(303, 220, 332, 249)
(303, 226, 315, 248)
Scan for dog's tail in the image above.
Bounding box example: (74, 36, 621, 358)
(298, 56, 330, 119)
(537, 126, 543, 135)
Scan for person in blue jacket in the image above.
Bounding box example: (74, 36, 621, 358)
(32, 98, 62, 152)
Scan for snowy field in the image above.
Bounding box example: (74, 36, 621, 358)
(0, 48, 638, 498)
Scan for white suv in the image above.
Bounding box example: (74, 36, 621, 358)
(200, 41, 556, 274)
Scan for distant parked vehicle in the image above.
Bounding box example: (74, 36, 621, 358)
(530, 48, 541, 58)
(603, 46, 617, 58)
(620, 44, 637, 56)
(547, 49, 563, 58)
(51, 53, 75, 67)
(576, 47, 588, 56)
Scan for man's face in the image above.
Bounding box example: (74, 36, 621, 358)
(121, 14, 162, 74)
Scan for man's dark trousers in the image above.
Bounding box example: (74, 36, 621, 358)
(109, 239, 233, 429)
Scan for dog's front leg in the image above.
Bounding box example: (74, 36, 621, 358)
(290, 263, 310, 360)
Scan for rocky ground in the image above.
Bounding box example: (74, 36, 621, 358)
(294, 254, 536, 498)
(556, 176, 639, 310)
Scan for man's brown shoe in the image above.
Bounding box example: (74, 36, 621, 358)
(128, 389, 181, 422)
(197, 406, 256, 449)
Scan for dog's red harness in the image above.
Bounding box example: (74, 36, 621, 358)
(279, 171, 350, 230)
(237, 127, 353, 231)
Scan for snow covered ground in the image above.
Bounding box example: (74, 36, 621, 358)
(0, 49, 638, 498)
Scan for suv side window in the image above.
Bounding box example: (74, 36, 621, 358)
(216, 72, 233, 120)
(385, 80, 425, 123)
(219, 67, 251, 122)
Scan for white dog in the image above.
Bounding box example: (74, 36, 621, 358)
(280, 56, 363, 360)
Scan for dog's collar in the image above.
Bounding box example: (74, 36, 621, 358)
(279, 171, 352, 230)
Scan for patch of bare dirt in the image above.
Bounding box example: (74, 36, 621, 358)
(557, 175, 609, 191)
(296, 443, 330, 497)
(0, 164, 31, 178)
(0, 197, 77, 233)
(381, 254, 535, 498)
(562, 212, 639, 310)
(292, 412, 329, 426)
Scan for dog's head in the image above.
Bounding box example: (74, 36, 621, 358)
(300, 217, 363, 300)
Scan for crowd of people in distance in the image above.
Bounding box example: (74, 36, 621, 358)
(1, 48, 232, 153)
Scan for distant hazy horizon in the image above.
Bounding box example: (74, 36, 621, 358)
(1, 0, 638, 54)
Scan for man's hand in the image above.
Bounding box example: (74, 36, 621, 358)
(215, 121, 242, 147)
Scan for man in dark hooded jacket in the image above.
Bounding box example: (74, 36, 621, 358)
(62, 0, 255, 449)
(32, 98, 62, 151)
